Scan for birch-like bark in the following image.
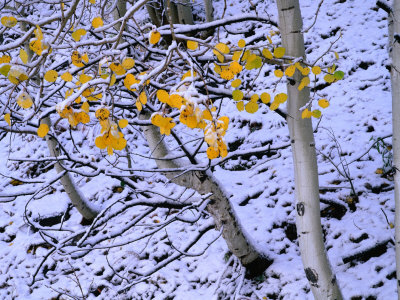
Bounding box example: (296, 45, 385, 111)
(16, 4, 99, 221)
(389, 1, 400, 298)
(42, 119, 99, 220)
(276, 0, 343, 298)
(140, 112, 270, 276)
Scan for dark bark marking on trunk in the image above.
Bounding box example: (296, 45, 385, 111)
(281, 6, 295, 11)
(305, 267, 319, 285)
(297, 202, 305, 216)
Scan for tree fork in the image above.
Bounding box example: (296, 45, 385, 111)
(139, 111, 271, 276)
(276, 0, 343, 298)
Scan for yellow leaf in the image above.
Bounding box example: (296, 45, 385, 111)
(206, 146, 219, 159)
(0, 55, 11, 64)
(0, 64, 11, 76)
(232, 90, 244, 101)
(113, 137, 127, 150)
(213, 43, 230, 55)
(20, 49, 28, 64)
(81, 101, 90, 112)
(139, 91, 147, 105)
(260, 92, 270, 104)
(95, 135, 107, 149)
(311, 66, 321, 75)
(182, 70, 197, 80)
(232, 51, 242, 61)
(236, 101, 244, 111)
(285, 65, 296, 77)
(298, 76, 310, 91)
(92, 17, 103, 28)
(1, 16, 17, 28)
(71, 51, 84, 67)
(269, 100, 279, 111)
(124, 73, 138, 90)
(267, 35, 273, 44)
(311, 109, 321, 118)
(16, 91, 33, 109)
(44, 70, 58, 82)
(71, 28, 87, 42)
(149, 31, 161, 44)
(238, 39, 246, 48)
(274, 93, 288, 104)
(169, 94, 185, 108)
(4, 113, 11, 126)
(187, 40, 198, 50)
(119, 119, 128, 128)
(245, 101, 259, 113)
(136, 99, 142, 111)
(231, 79, 241, 88)
(109, 73, 116, 86)
(37, 123, 49, 138)
(301, 108, 312, 119)
(301, 67, 310, 76)
(122, 58, 135, 70)
(61, 72, 72, 82)
(79, 72, 92, 84)
(250, 94, 259, 102)
(95, 107, 110, 120)
(324, 74, 335, 83)
(109, 63, 126, 76)
(82, 53, 89, 63)
(274, 69, 283, 78)
(273, 47, 285, 58)
(8, 67, 28, 84)
(76, 111, 90, 124)
(335, 51, 339, 60)
(89, 0, 96, 3)
(318, 99, 329, 108)
(262, 48, 273, 59)
(157, 89, 169, 103)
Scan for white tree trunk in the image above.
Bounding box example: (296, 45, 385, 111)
(16, 3, 98, 221)
(276, 0, 343, 299)
(140, 112, 270, 276)
(42, 118, 99, 220)
(389, 1, 400, 298)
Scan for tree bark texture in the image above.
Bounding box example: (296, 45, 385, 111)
(140, 112, 271, 276)
(389, 1, 400, 298)
(276, 0, 343, 299)
(42, 118, 99, 221)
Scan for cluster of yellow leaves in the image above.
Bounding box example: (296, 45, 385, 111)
(29, 26, 49, 56)
(95, 107, 127, 155)
(151, 114, 176, 135)
(8, 67, 29, 85)
(57, 104, 90, 127)
(1, 16, 17, 28)
(204, 116, 229, 159)
(71, 50, 89, 67)
(180, 102, 212, 129)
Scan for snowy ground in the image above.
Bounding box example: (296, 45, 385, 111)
(0, 0, 397, 299)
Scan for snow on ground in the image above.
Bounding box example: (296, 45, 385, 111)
(0, 0, 397, 299)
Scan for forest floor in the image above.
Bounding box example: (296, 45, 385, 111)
(0, 0, 396, 299)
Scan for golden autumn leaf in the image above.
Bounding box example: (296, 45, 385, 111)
(92, 17, 103, 28)
(37, 123, 49, 138)
(187, 40, 198, 50)
(1, 16, 17, 28)
(149, 30, 161, 44)
(71, 28, 87, 42)
(19, 49, 28, 64)
(44, 70, 58, 82)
